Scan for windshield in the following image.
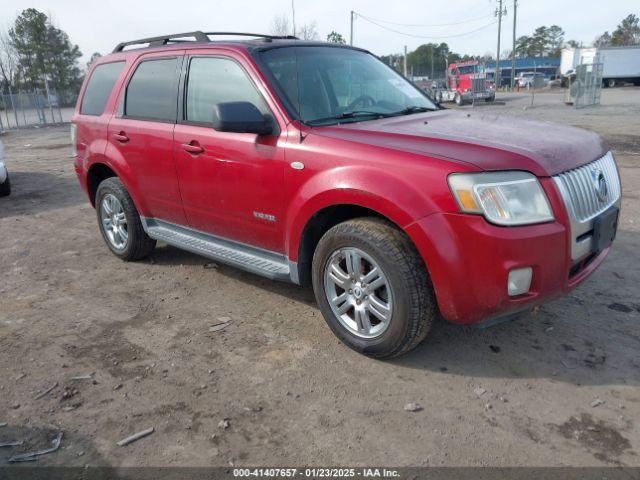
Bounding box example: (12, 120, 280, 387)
(456, 65, 483, 75)
(256, 46, 436, 125)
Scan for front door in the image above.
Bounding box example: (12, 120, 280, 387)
(173, 53, 286, 253)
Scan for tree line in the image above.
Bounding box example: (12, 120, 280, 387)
(1, 8, 637, 98)
(594, 14, 640, 47)
(382, 13, 638, 79)
(0, 8, 85, 101)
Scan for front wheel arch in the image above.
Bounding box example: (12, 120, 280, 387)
(294, 203, 409, 287)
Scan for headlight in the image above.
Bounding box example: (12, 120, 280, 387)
(448, 171, 554, 226)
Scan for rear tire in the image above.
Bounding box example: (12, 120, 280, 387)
(0, 174, 10, 197)
(311, 218, 436, 358)
(607, 79, 616, 88)
(95, 177, 155, 261)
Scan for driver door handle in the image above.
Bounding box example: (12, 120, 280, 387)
(182, 141, 204, 155)
(113, 132, 129, 143)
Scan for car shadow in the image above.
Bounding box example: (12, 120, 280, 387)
(393, 232, 640, 386)
(0, 171, 86, 219)
(145, 233, 639, 387)
(148, 244, 317, 307)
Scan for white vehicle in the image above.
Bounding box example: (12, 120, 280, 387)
(0, 140, 10, 197)
(516, 72, 548, 88)
(561, 46, 640, 87)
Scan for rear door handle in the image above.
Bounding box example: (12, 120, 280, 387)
(182, 141, 204, 155)
(113, 132, 129, 143)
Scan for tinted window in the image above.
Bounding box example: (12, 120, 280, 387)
(186, 57, 268, 124)
(125, 58, 179, 121)
(80, 61, 125, 115)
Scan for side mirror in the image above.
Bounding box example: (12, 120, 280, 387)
(212, 101, 273, 135)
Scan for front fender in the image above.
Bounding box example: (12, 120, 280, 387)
(285, 165, 440, 261)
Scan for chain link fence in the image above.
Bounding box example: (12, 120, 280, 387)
(572, 62, 603, 109)
(0, 89, 77, 131)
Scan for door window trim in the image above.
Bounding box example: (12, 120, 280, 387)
(177, 54, 279, 135)
(120, 55, 183, 124)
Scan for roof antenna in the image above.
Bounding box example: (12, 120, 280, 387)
(291, 0, 305, 142)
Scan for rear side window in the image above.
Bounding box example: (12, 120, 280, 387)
(80, 61, 125, 115)
(185, 57, 269, 124)
(125, 58, 179, 122)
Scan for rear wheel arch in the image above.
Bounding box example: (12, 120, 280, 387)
(86, 161, 145, 214)
(87, 163, 117, 206)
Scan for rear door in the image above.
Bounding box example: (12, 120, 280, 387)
(173, 51, 287, 253)
(107, 51, 187, 225)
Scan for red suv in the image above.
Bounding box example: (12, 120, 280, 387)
(72, 32, 621, 358)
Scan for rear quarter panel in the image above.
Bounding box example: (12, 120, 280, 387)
(72, 55, 135, 203)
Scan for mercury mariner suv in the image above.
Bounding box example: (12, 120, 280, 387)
(72, 32, 621, 358)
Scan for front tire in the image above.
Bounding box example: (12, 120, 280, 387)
(95, 177, 155, 261)
(312, 218, 436, 358)
(454, 92, 463, 106)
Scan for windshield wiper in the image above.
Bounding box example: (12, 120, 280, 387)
(392, 106, 435, 116)
(306, 110, 393, 126)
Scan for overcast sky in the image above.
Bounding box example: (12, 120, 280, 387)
(1, 0, 637, 64)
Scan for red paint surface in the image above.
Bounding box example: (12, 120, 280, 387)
(72, 42, 613, 324)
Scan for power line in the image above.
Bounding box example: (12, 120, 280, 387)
(356, 15, 498, 40)
(354, 11, 494, 28)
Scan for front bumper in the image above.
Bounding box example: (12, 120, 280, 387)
(405, 211, 609, 324)
(461, 90, 493, 100)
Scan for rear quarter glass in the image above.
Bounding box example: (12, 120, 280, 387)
(80, 61, 126, 116)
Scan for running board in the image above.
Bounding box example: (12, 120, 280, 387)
(141, 218, 293, 282)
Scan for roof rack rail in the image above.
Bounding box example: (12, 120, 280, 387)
(112, 31, 298, 53)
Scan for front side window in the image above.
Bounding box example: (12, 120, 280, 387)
(81, 61, 125, 115)
(125, 58, 179, 121)
(185, 57, 269, 124)
(257, 46, 436, 125)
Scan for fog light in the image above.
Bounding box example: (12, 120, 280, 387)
(508, 267, 532, 296)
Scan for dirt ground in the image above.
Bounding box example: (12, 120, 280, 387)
(1, 87, 639, 469)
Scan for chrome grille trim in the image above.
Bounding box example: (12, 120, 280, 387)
(553, 151, 621, 261)
(553, 151, 620, 222)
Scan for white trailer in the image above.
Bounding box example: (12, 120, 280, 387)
(561, 46, 640, 87)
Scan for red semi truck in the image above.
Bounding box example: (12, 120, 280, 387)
(433, 60, 495, 105)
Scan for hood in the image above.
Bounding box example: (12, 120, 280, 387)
(312, 110, 607, 176)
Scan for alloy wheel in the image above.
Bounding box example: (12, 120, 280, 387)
(323, 247, 393, 339)
(100, 193, 128, 250)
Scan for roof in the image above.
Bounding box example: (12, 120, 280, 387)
(486, 57, 560, 69)
(111, 31, 366, 55)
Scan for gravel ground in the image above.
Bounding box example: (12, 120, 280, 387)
(0, 87, 639, 468)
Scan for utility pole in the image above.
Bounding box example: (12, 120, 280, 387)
(350, 11, 355, 46)
(495, 0, 506, 89)
(430, 45, 434, 80)
(404, 45, 408, 77)
(511, 0, 517, 90)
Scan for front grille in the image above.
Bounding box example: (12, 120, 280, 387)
(471, 75, 486, 94)
(553, 151, 620, 222)
(553, 151, 621, 261)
